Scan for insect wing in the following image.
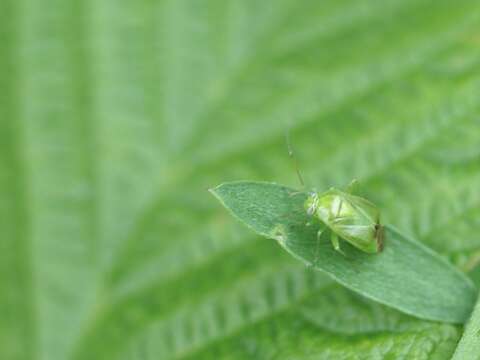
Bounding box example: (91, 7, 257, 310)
(335, 224, 378, 253)
(345, 193, 380, 224)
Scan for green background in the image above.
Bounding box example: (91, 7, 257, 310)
(1, 0, 480, 359)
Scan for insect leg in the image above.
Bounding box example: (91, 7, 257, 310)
(313, 228, 323, 265)
(331, 232, 346, 256)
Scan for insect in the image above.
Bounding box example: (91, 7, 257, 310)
(286, 131, 383, 255)
(304, 183, 384, 254)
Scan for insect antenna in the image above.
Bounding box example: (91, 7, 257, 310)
(285, 128, 306, 190)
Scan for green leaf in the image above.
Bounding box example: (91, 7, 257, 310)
(452, 294, 480, 359)
(2, 0, 480, 359)
(211, 181, 477, 323)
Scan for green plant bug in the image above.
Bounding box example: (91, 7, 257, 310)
(286, 130, 383, 255)
(304, 185, 384, 254)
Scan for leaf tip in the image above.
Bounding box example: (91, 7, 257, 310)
(208, 184, 221, 196)
(208, 184, 226, 206)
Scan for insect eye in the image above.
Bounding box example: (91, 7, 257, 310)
(307, 204, 316, 216)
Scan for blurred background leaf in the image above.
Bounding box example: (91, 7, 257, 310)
(1, 0, 480, 359)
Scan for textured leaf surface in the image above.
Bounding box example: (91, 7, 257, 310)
(1, 0, 480, 359)
(453, 294, 480, 359)
(211, 181, 476, 323)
